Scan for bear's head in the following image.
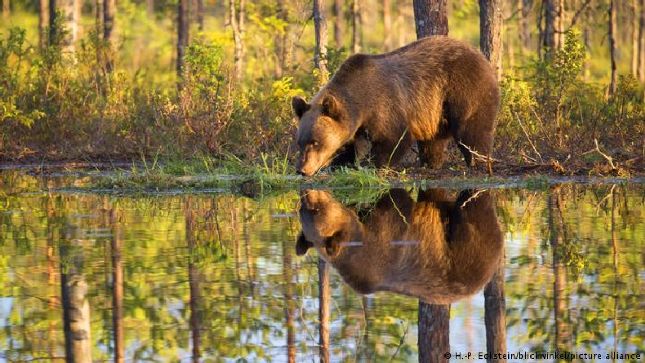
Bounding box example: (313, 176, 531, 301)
(291, 94, 352, 176)
(296, 189, 361, 259)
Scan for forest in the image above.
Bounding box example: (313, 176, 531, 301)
(0, 0, 643, 177)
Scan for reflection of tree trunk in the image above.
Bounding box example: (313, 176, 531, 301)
(413, 0, 449, 38)
(60, 227, 92, 363)
(282, 236, 296, 363)
(610, 186, 619, 357)
(483, 260, 506, 362)
(242, 201, 254, 296)
(548, 187, 569, 351)
(110, 209, 125, 363)
(418, 302, 449, 363)
(360, 296, 370, 361)
(47, 197, 58, 358)
(185, 199, 202, 363)
(232, 208, 244, 326)
(318, 258, 330, 363)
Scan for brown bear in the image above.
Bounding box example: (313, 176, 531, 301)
(292, 36, 499, 176)
(295, 188, 504, 304)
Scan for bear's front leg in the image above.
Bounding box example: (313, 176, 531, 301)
(371, 137, 412, 168)
(418, 137, 450, 169)
(329, 143, 358, 168)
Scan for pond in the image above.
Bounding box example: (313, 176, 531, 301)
(0, 170, 643, 362)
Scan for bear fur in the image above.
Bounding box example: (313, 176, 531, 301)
(292, 36, 500, 176)
(296, 188, 504, 304)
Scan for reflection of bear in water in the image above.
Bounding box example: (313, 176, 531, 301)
(296, 188, 503, 304)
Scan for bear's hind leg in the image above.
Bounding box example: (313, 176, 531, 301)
(418, 137, 450, 169)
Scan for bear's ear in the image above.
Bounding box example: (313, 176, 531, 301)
(323, 230, 348, 258)
(321, 95, 343, 120)
(295, 232, 313, 256)
(292, 96, 310, 119)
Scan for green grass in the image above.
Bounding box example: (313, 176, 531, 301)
(85, 156, 609, 196)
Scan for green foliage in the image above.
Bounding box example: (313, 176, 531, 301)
(0, 27, 44, 128)
(534, 29, 586, 127)
(497, 29, 643, 169)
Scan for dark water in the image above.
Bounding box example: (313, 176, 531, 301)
(0, 170, 643, 362)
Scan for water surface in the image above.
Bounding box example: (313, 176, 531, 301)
(0, 170, 643, 362)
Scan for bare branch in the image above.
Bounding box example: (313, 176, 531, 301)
(593, 138, 617, 170)
(566, 0, 593, 31)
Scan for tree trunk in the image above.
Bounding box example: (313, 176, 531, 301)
(484, 262, 507, 362)
(96, 0, 103, 39)
(313, 0, 329, 83)
(147, 0, 154, 17)
(318, 259, 330, 363)
(228, 0, 244, 81)
(479, 0, 503, 77)
(50, 0, 79, 51)
(637, 0, 645, 83)
(49, 0, 56, 45)
(396, 5, 407, 46)
(351, 0, 362, 53)
(413, 0, 449, 38)
(632, 0, 640, 77)
(39, 0, 49, 48)
(543, 0, 560, 58)
(609, 0, 618, 96)
(2, 0, 8, 18)
(196, 0, 204, 31)
(275, 0, 290, 78)
(333, 0, 342, 49)
(383, 0, 393, 51)
(519, 0, 531, 55)
(418, 302, 450, 363)
(110, 209, 124, 363)
(556, 0, 564, 48)
(103, 0, 116, 71)
(177, 0, 190, 78)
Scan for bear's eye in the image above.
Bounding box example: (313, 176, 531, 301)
(312, 141, 319, 147)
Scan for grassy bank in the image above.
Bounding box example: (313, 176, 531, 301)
(26, 155, 631, 197)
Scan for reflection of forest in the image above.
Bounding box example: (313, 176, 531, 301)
(0, 175, 643, 361)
